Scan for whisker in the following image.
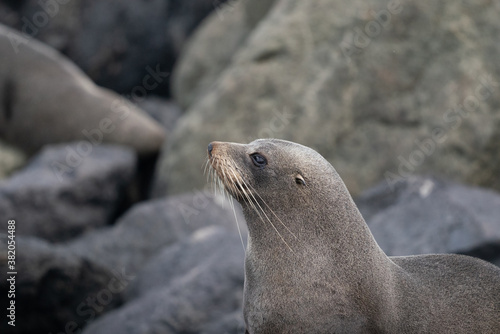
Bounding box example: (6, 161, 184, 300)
(228, 196, 246, 252)
(208, 155, 294, 253)
(205, 160, 212, 184)
(228, 164, 294, 253)
(208, 158, 247, 251)
(248, 183, 298, 240)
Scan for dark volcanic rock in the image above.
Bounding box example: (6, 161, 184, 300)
(0, 0, 229, 97)
(356, 176, 500, 262)
(458, 241, 500, 268)
(65, 0, 172, 96)
(82, 226, 246, 334)
(0, 143, 135, 242)
(0, 235, 126, 334)
(65, 192, 245, 275)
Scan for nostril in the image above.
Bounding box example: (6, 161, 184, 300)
(208, 143, 213, 156)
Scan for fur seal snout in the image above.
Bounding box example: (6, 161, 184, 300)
(207, 139, 500, 334)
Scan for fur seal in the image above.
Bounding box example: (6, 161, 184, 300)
(0, 24, 164, 156)
(207, 139, 500, 334)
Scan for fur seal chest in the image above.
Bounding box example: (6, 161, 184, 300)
(207, 139, 500, 334)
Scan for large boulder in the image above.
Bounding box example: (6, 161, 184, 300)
(82, 226, 246, 334)
(155, 0, 500, 196)
(65, 191, 245, 275)
(0, 24, 165, 156)
(133, 97, 183, 198)
(124, 225, 246, 301)
(0, 235, 125, 334)
(172, 0, 277, 109)
(467, 120, 500, 191)
(356, 176, 500, 263)
(0, 143, 135, 242)
(0, 0, 229, 96)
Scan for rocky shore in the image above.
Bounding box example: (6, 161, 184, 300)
(0, 1, 498, 333)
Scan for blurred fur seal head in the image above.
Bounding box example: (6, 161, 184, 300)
(207, 139, 500, 334)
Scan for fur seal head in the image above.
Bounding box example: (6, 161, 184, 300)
(206, 139, 352, 241)
(207, 139, 500, 334)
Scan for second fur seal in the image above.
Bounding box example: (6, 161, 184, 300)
(207, 139, 500, 334)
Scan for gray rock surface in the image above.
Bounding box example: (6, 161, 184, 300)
(137, 97, 183, 139)
(0, 234, 124, 334)
(82, 226, 246, 334)
(125, 225, 246, 301)
(0, 143, 135, 242)
(0, 0, 229, 96)
(200, 311, 246, 334)
(468, 120, 500, 191)
(356, 176, 500, 262)
(457, 241, 500, 268)
(155, 0, 500, 197)
(65, 192, 245, 275)
(172, 0, 277, 109)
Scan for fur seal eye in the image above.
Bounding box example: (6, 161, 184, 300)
(250, 153, 267, 167)
(295, 174, 306, 186)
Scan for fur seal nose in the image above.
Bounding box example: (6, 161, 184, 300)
(208, 143, 213, 157)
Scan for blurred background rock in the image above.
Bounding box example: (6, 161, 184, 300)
(154, 0, 500, 197)
(0, 0, 226, 97)
(0, 1, 499, 334)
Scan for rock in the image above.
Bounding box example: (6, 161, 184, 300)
(0, 140, 26, 179)
(0, 0, 82, 51)
(0, 24, 165, 156)
(0, 0, 229, 97)
(63, 0, 172, 96)
(201, 311, 246, 334)
(467, 118, 500, 192)
(137, 97, 183, 138)
(155, 0, 500, 196)
(0, 235, 127, 334)
(133, 97, 183, 198)
(356, 176, 500, 261)
(172, 0, 277, 109)
(82, 226, 245, 334)
(0, 143, 135, 242)
(457, 241, 500, 268)
(125, 225, 246, 300)
(65, 192, 245, 275)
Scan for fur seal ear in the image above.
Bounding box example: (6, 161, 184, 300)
(295, 173, 306, 186)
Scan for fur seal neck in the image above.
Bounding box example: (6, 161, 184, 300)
(207, 139, 500, 334)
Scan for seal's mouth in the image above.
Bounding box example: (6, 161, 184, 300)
(207, 154, 249, 202)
